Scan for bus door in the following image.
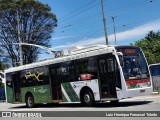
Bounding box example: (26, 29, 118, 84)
(49, 66, 62, 102)
(12, 72, 21, 102)
(98, 55, 117, 99)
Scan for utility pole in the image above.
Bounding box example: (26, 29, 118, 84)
(111, 16, 117, 45)
(16, 10, 23, 66)
(100, 0, 109, 45)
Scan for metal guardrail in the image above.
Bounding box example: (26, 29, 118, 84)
(152, 75, 160, 93)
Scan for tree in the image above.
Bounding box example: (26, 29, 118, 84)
(0, 0, 57, 66)
(0, 48, 9, 86)
(131, 31, 160, 64)
(0, 71, 4, 86)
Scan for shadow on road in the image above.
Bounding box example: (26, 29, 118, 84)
(94, 101, 153, 108)
(9, 100, 153, 109)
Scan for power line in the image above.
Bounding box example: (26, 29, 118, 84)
(38, 0, 159, 43)
(55, 19, 113, 36)
(52, 28, 104, 39)
(57, 18, 103, 30)
(107, 0, 155, 13)
(58, 0, 97, 21)
(38, 0, 156, 30)
(58, 13, 102, 27)
(52, 17, 160, 41)
(61, 0, 155, 25)
(115, 17, 160, 31)
(56, 27, 103, 36)
(59, 1, 102, 22)
(56, 0, 155, 32)
(56, 16, 159, 37)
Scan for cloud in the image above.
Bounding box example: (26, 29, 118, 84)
(51, 35, 77, 40)
(53, 37, 105, 49)
(53, 19, 160, 49)
(112, 19, 160, 41)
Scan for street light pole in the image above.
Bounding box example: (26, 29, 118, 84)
(111, 16, 117, 45)
(16, 10, 23, 66)
(100, 0, 109, 45)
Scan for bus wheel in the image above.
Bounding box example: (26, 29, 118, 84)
(81, 89, 94, 107)
(26, 94, 35, 108)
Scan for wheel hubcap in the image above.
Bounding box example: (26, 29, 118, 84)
(84, 94, 90, 103)
(28, 97, 33, 106)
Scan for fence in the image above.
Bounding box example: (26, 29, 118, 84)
(151, 75, 160, 93)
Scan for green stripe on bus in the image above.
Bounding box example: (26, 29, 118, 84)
(62, 92, 68, 102)
(62, 83, 80, 102)
(21, 85, 52, 103)
(6, 86, 14, 103)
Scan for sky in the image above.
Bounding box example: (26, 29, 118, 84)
(37, 0, 160, 60)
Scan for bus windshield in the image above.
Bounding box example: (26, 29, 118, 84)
(116, 47, 149, 80)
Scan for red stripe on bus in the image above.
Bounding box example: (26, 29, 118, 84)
(126, 78, 150, 85)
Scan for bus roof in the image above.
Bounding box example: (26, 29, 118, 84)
(4, 45, 135, 73)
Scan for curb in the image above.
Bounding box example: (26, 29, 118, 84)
(152, 92, 160, 94)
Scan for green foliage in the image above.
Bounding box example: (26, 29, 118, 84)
(0, 0, 57, 66)
(131, 31, 160, 65)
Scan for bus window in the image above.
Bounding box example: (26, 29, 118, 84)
(74, 59, 88, 81)
(21, 66, 49, 87)
(61, 61, 75, 82)
(6, 73, 12, 88)
(74, 57, 98, 81)
(87, 57, 98, 79)
(107, 58, 114, 73)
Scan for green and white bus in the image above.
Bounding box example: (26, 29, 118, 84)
(5, 45, 153, 107)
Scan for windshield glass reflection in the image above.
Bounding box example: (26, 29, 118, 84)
(124, 55, 148, 80)
(116, 47, 149, 80)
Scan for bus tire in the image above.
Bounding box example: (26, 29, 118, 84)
(25, 94, 35, 108)
(81, 89, 94, 107)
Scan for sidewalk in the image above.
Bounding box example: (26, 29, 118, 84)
(121, 92, 160, 102)
(0, 100, 6, 103)
(152, 91, 160, 94)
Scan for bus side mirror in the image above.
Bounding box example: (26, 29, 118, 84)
(117, 52, 124, 67)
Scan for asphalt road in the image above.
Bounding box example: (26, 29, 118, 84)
(0, 94, 160, 120)
(0, 94, 160, 111)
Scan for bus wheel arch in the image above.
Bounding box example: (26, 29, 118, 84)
(80, 87, 95, 107)
(25, 92, 35, 108)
